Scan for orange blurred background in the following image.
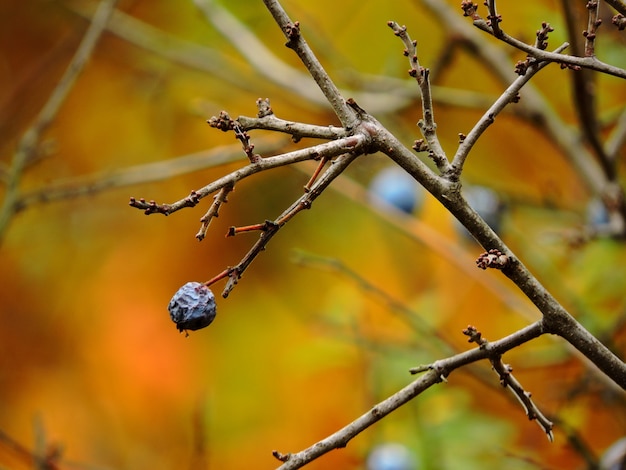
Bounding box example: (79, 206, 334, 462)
(1, 0, 625, 469)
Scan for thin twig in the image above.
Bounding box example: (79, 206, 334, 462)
(218, 151, 360, 298)
(129, 134, 367, 216)
(260, 0, 356, 126)
(584, 0, 601, 58)
(485, 0, 503, 38)
(387, 21, 451, 175)
(195, 185, 234, 241)
(449, 43, 569, 179)
(236, 114, 347, 141)
(470, 17, 626, 79)
(463, 326, 554, 441)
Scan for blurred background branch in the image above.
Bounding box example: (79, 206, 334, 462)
(0, 0, 118, 243)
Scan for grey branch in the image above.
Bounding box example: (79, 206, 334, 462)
(129, 134, 367, 216)
(470, 17, 626, 79)
(274, 322, 545, 469)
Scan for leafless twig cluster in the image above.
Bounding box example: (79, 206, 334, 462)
(126, 0, 626, 467)
(2, 0, 625, 467)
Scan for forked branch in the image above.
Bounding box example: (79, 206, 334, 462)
(127, 2, 626, 467)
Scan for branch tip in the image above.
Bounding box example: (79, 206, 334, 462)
(272, 450, 291, 462)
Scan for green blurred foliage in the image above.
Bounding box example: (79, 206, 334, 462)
(0, 0, 625, 469)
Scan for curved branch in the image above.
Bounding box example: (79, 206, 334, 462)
(470, 18, 626, 79)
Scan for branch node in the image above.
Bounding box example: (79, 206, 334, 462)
(412, 139, 429, 152)
(207, 111, 235, 132)
(612, 14, 626, 30)
(283, 21, 300, 48)
(535, 22, 554, 50)
(461, 1, 479, 18)
(256, 97, 274, 118)
(463, 325, 487, 345)
(476, 249, 509, 270)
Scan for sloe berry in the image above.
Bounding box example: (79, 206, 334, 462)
(168, 282, 217, 333)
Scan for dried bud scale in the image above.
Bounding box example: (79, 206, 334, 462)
(168, 282, 217, 334)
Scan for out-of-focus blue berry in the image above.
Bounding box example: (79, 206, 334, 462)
(600, 436, 626, 470)
(586, 197, 610, 227)
(464, 185, 503, 232)
(168, 282, 217, 333)
(366, 443, 418, 470)
(369, 166, 423, 214)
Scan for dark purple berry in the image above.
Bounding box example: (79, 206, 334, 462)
(168, 282, 217, 333)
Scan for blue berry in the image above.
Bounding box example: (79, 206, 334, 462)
(464, 185, 503, 232)
(586, 197, 610, 227)
(168, 282, 217, 333)
(600, 436, 626, 470)
(454, 185, 505, 242)
(366, 443, 418, 470)
(369, 166, 423, 214)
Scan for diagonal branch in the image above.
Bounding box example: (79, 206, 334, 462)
(209, 151, 360, 298)
(469, 16, 626, 79)
(129, 134, 367, 216)
(449, 43, 569, 178)
(261, 0, 356, 126)
(273, 322, 545, 469)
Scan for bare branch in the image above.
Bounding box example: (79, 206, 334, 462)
(463, 326, 554, 441)
(195, 185, 233, 242)
(387, 21, 451, 175)
(260, 0, 356, 126)
(274, 322, 545, 469)
(469, 16, 626, 79)
(236, 101, 348, 141)
(583, 1, 602, 57)
(214, 151, 360, 298)
(450, 43, 568, 179)
(129, 134, 368, 216)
